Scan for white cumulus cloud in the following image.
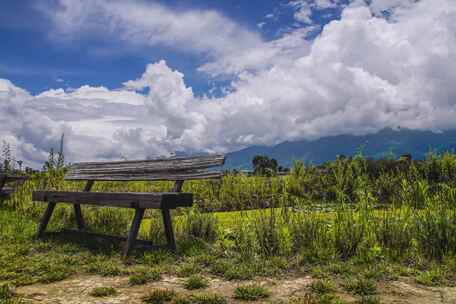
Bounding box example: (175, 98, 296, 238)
(2, 0, 456, 168)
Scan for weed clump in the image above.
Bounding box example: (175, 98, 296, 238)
(142, 288, 176, 304)
(310, 279, 336, 295)
(0, 284, 14, 300)
(188, 293, 227, 304)
(129, 268, 161, 285)
(344, 278, 377, 296)
(415, 268, 444, 286)
(184, 274, 209, 290)
(234, 284, 271, 301)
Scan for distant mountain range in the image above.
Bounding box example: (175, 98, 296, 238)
(225, 128, 456, 169)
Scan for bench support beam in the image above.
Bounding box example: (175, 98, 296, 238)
(162, 208, 175, 251)
(73, 180, 94, 230)
(73, 204, 85, 230)
(162, 180, 184, 251)
(37, 201, 56, 238)
(123, 207, 145, 258)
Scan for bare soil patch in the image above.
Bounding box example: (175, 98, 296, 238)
(16, 274, 456, 304)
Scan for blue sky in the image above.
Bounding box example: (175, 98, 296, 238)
(0, 0, 344, 95)
(1, 0, 455, 167)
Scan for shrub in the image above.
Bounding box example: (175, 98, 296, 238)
(142, 288, 176, 304)
(310, 279, 335, 295)
(415, 268, 444, 286)
(0, 284, 14, 300)
(184, 275, 209, 290)
(129, 268, 161, 285)
(357, 296, 381, 304)
(234, 284, 271, 301)
(189, 293, 227, 304)
(344, 277, 377, 296)
(177, 262, 199, 277)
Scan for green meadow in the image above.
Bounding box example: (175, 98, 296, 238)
(3, 153, 456, 303)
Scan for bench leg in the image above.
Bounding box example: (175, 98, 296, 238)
(37, 201, 56, 238)
(123, 208, 145, 258)
(73, 204, 85, 230)
(161, 208, 176, 251)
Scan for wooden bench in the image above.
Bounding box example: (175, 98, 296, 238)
(32, 154, 225, 257)
(0, 173, 28, 202)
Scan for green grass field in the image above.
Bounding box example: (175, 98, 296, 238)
(2, 154, 456, 303)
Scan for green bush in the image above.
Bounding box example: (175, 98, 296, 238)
(310, 279, 336, 295)
(0, 284, 14, 300)
(89, 286, 117, 297)
(188, 293, 227, 304)
(142, 288, 176, 304)
(129, 268, 161, 285)
(234, 284, 271, 301)
(184, 274, 209, 290)
(344, 278, 377, 296)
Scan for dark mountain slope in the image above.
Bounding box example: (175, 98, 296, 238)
(225, 128, 456, 169)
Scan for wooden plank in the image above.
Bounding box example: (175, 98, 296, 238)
(37, 201, 56, 238)
(74, 204, 85, 230)
(32, 191, 193, 209)
(74, 180, 94, 230)
(162, 208, 175, 251)
(162, 180, 184, 251)
(83, 180, 95, 191)
(64, 170, 223, 181)
(172, 180, 184, 192)
(67, 154, 225, 173)
(0, 174, 28, 182)
(123, 208, 145, 257)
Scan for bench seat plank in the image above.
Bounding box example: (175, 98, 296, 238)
(32, 191, 193, 209)
(0, 174, 28, 182)
(64, 170, 222, 181)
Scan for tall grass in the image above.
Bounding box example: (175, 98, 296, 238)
(4, 152, 456, 264)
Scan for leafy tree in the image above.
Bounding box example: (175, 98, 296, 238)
(252, 155, 278, 176)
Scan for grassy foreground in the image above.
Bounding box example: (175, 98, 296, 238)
(2, 153, 456, 303)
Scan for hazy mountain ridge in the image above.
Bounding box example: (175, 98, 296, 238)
(225, 128, 456, 169)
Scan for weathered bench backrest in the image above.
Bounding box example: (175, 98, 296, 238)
(64, 154, 225, 181)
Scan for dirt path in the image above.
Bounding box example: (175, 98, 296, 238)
(16, 274, 456, 304)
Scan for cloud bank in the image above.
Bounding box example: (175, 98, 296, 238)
(2, 0, 456, 167)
